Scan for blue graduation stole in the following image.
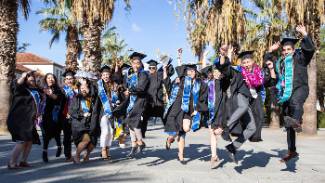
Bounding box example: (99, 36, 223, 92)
(63, 85, 75, 98)
(181, 76, 192, 113)
(163, 82, 180, 118)
(28, 89, 41, 116)
(191, 79, 201, 131)
(81, 98, 90, 113)
(127, 72, 138, 113)
(276, 54, 294, 104)
(97, 79, 114, 117)
(207, 79, 216, 124)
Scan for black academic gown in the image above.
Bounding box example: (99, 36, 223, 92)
(69, 94, 100, 145)
(264, 35, 315, 121)
(211, 59, 252, 134)
(123, 71, 149, 130)
(41, 86, 64, 139)
(163, 72, 208, 133)
(7, 81, 41, 144)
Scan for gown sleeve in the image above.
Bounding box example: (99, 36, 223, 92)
(296, 35, 315, 66)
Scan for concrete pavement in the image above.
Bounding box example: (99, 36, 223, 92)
(0, 123, 325, 183)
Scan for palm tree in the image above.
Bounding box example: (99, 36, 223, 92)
(177, 0, 246, 64)
(0, 0, 31, 133)
(38, 2, 81, 72)
(282, 0, 324, 135)
(62, 0, 130, 73)
(101, 27, 127, 65)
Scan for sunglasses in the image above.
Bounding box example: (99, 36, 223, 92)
(149, 66, 157, 70)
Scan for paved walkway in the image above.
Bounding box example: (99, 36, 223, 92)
(0, 123, 325, 183)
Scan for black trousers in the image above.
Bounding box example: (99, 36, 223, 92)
(62, 119, 72, 158)
(142, 105, 164, 137)
(282, 87, 308, 152)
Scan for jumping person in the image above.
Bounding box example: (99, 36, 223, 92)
(163, 64, 208, 164)
(141, 59, 172, 138)
(123, 52, 149, 158)
(264, 25, 315, 162)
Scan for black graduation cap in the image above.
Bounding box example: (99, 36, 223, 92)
(238, 50, 255, 60)
(129, 52, 147, 60)
(147, 60, 159, 67)
(100, 65, 112, 73)
(184, 63, 198, 71)
(280, 37, 299, 45)
(200, 66, 213, 76)
(121, 63, 131, 70)
(62, 70, 76, 77)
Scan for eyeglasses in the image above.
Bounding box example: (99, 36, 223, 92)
(149, 66, 157, 70)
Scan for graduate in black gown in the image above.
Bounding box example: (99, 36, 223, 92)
(123, 52, 149, 158)
(163, 64, 208, 164)
(236, 51, 266, 142)
(41, 73, 64, 163)
(200, 65, 224, 169)
(212, 46, 256, 164)
(141, 59, 172, 138)
(7, 71, 41, 169)
(264, 25, 315, 162)
(60, 70, 78, 162)
(69, 78, 100, 163)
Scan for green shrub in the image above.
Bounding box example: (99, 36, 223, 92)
(318, 111, 325, 128)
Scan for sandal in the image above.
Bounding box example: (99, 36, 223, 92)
(7, 162, 19, 170)
(19, 161, 31, 168)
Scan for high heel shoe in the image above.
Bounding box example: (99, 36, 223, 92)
(127, 146, 138, 158)
(210, 156, 220, 169)
(138, 143, 146, 154)
(177, 153, 186, 165)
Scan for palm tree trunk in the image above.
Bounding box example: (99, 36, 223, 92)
(0, 0, 18, 133)
(65, 25, 80, 71)
(81, 21, 102, 73)
(303, 56, 318, 135)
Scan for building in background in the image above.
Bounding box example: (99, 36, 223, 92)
(16, 52, 65, 85)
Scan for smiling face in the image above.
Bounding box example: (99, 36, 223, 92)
(186, 68, 196, 79)
(148, 65, 157, 74)
(64, 76, 74, 86)
(101, 71, 111, 83)
(80, 82, 90, 97)
(131, 58, 142, 72)
(282, 44, 295, 57)
(26, 75, 36, 88)
(219, 44, 228, 56)
(46, 74, 55, 87)
(241, 57, 254, 72)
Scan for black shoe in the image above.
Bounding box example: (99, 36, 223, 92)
(284, 116, 302, 133)
(138, 143, 146, 154)
(42, 151, 49, 163)
(177, 154, 186, 165)
(226, 144, 237, 164)
(127, 147, 138, 158)
(56, 147, 62, 157)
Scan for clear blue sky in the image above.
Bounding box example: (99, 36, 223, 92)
(18, 0, 201, 66)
